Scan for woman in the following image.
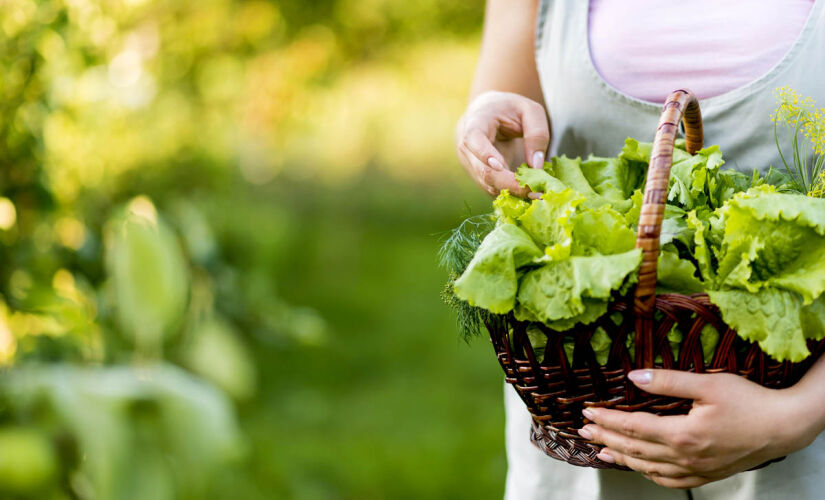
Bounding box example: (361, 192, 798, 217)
(455, 1, 825, 498)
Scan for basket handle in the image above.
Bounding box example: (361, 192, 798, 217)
(633, 89, 704, 368)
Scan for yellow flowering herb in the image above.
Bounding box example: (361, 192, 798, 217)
(772, 86, 825, 196)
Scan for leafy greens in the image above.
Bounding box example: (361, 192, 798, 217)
(442, 137, 825, 362)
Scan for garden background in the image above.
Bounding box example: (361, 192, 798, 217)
(0, 0, 506, 498)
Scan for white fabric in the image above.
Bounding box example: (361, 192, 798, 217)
(504, 0, 825, 498)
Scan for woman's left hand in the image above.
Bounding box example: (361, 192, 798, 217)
(578, 369, 821, 489)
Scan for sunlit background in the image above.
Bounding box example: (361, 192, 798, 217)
(0, 1, 505, 499)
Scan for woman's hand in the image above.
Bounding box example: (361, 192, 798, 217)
(577, 369, 823, 489)
(456, 91, 550, 197)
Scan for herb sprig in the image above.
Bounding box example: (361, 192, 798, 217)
(438, 213, 495, 340)
(771, 87, 825, 196)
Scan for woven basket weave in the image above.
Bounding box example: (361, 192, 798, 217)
(487, 89, 825, 470)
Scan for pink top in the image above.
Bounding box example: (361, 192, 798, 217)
(588, 0, 815, 102)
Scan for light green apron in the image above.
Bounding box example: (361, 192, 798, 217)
(505, 1, 825, 499)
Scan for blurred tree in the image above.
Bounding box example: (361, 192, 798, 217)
(0, 0, 493, 498)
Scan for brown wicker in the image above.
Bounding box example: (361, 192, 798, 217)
(487, 89, 825, 470)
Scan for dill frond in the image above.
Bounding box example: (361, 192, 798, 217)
(438, 214, 496, 340)
(437, 213, 494, 275)
(441, 277, 495, 341)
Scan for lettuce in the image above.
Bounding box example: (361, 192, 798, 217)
(444, 136, 825, 363)
(517, 188, 583, 256)
(716, 188, 825, 303)
(657, 249, 705, 294)
(514, 250, 641, 324)
(708, 289, 812, 362)
(453, 223, 541, 314)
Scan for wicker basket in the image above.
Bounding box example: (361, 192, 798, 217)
(487, 89, 825, 470)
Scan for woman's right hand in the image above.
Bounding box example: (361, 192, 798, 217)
(456, 91, 550, 198)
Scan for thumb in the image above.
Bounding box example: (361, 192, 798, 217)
(627, 369, 714, 400)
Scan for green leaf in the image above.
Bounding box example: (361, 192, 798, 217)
(700, 324, 720, 363)
(591, 327, 611, 365)
(657, 249, 704, 294)
(517, 188, 584, 253)
(541, 299, 609, 330)
(105, 200, 189, 351)
(660, 205, 692, 247)
(515, 249, 641, 324)
(580, 155, 645, 204)
(623, 189, 644, 227)
(4, 364, 244, 500)
(514, 166, 568, 194)
(182, 316, 257, 400)
(546, 156, 602, 200)
(687, 210, 716, 284)
(715, 189, 825, 303)
(801, 297, 825, 341)
(453, 223, 542, 313)
(493, 191, 530, 223)
(619, 137, 652, 165)
(570, 205, 636, 256)
(708, 288, 810, 362)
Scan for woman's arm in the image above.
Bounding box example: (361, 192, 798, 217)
(578, 358, 825, 489)
(471, 0, 545, 102)
(456, 0, 550, 197)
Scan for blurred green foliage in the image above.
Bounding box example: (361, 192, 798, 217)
(0, 0, 503, 498)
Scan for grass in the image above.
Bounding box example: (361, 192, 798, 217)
(222, 172, 506, 499)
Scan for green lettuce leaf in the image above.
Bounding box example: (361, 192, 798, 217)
(515, 249, 641, 324)
(715, 188, 825, 303)
(687, 210, 716, 284)
(801, 297, 825, 341)
(660, 205, 692, 247)
(570, 205, 636, 256)
(590, 327, 612, 365)
(580, 155, 645, 205)
(700, 324, 720, 363)
(514, 166, 568, 194)
(453, 224, 542, 313)
(546, 156, 602, 201)
(493, 190, 530, 222)
(657, 249, 704, 294)
(542, 299, 610, 331)
(708, 288, 810, 362)
(623, 189, 644, 227)
(517, 189, 584, 258)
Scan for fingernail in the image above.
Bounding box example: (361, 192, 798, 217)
(597, 452, 615, 464)
(488, 157, 504, 170)
(578, 427, 594, 440)
(532, 151, 545, 169)
(628, 369, 653, 385)
(527, 192, 543, 200)
(582, 408, 594, 421)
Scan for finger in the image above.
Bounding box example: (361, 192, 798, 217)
(457, 148, 497, 196)
(626, 369, 718, 400)
(488, 167, 530, 198)
(643, 473, 710, 489)
(579, 424, 678, 461)
(598, 448, 694, 479)
(518, 100, 550, 169)
(464, 152, 529, 197)
(461, 126, 510, 172)
(582, 407, 687, 445)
